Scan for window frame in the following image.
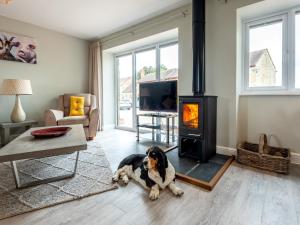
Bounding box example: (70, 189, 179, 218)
(241, 7, 300, 95)
(114, 39, 178, 130)
(115, 53, 134, 130)
(243, 14, 288, 92)
(294, 10, 300, 89)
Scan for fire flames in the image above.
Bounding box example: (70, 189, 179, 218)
(183, 104, 199, 128)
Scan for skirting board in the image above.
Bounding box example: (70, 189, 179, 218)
(102, 124, 115, 130)
(217, 146, 300, 165)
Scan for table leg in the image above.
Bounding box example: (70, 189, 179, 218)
(25, 125, 31, 131)
(0, 128, 4, 147)
(73, 151, 80, 173)
(11, 151, 80, 189)
(1, 127, 10, 146)
(156, 117, 161, 143)
(11, 161, 21, 188)
(136, 115, 140, 142)
(172, 117, 175, 142)
(166, 118, 170, 146)
(152, 117, 154, 141)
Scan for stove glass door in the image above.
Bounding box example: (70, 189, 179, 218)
(182, 103, 199, 129)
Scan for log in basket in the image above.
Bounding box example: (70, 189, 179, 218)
(237, 134, 290, 174)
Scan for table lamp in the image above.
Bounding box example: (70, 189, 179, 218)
(0, 79, 33, 123)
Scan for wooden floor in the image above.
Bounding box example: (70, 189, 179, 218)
(1, 129, 299, 225)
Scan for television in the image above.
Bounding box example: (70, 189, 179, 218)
(139, 80, 177, 112)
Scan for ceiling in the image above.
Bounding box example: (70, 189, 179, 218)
(0, 0, 191, 40)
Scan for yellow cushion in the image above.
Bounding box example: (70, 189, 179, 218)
(69, 96, 85, 116)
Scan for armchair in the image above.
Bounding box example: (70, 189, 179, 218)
(44, 93, 99, 140)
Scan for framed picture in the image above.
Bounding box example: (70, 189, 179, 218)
(0, 31, 37, 64)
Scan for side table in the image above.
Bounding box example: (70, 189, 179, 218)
(136, 113, 177, 147)
(0, 120, 38, 146)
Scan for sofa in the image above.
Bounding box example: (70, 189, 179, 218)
(44, 93, 99, 140)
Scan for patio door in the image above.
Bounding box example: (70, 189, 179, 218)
(116, 54, 134, 129)
(116, 41, 178, 130)
(135, 48, 157, 126)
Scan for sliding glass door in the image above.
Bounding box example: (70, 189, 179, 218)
(116, 41, 178, 130)
(160, 43, 178, 81)
(136, 48, 157, 125)
(116, 54, 133, 128)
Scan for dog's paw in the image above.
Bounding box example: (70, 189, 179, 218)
(122, 176, 129, 185)
(149, 189, 159, 201)
(112, 174, 119, 182)
(173, 188, 184, 197)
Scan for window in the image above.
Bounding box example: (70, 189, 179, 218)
(160, 44, 179, 81)
(242, 8, 300, 94)
(135, 48, 157, 126)
(136, 48, 156, 107)
(115, 41, 178, 129)
(248, 20, 283, 87)
(116, 54, 133, 128)
(136, 48, 157, 83)
(296, 13, 300, 88)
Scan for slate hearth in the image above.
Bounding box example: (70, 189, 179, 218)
(166, 148, 234, 190)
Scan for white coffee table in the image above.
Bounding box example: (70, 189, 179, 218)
(0, 124, 87, 189)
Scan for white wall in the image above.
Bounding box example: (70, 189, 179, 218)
(0, 15, 89, 123)
(100, 4, 193, 97)
(100, 4, 192, 132)
(206, 0, 261, 148)
(237, 0, 300, 154)
(239, 96, 300, 154)
(100, 1, 263, 148)
(102, 0, 300, 154)
(100, 5, 192, 133)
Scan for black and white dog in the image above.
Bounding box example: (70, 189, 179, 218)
(112, 146, 184, 200)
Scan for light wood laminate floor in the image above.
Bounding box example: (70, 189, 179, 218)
(1, 129, 299, 225)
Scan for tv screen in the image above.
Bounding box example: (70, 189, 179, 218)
(139, 80, 177, 112)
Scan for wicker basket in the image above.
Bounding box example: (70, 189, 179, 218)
(237, 134, 290, 174)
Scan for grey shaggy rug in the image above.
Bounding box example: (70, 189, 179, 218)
(0, 141, 117, 220)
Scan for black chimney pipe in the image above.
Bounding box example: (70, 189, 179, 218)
(192, 0, 205, 96)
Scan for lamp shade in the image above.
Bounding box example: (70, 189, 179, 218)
(0, 79, 32, 95)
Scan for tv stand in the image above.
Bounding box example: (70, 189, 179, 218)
(136, 112, 177, 147)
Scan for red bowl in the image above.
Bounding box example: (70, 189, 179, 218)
(31, 127, 72, 138)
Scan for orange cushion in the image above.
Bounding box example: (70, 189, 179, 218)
(69, 96, 84, 116)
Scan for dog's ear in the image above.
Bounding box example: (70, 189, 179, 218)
(146, 146, 153, 155)
(157, 150, 168, 182)
(162, 149, 168, 169)
(156, 147, 168, 168)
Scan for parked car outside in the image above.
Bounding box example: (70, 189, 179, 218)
(120, 101, 131, 110)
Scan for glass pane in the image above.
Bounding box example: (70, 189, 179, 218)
(160, 44, 178, 81)
(136, 48, 156, 83)
(248, 20, 283, 87)
(296, 14, 300, 88)
(160, 44, 179, 133)
(183, 104, 199, 129)
(136, 49, 156, 124)
(117, 54, 133, 128)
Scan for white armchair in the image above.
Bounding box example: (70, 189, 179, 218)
(44, 93, 99, 140)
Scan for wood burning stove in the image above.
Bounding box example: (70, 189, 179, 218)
(178, 0, 217, 162)
(178, 96, 217, 162)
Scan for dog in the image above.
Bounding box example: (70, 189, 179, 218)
(112, 146, 184, 200)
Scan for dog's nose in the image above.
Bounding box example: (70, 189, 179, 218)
(143, 160, 148, 166)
